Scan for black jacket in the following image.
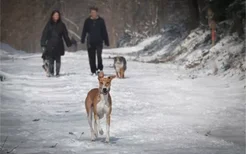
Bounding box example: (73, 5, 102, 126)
(81, 17, 109, 46)
(41, 20, 72, 57)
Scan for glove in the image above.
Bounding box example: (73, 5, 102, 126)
(41, 46, 46, 53)
(105, 42, 110, 47)
(41, 46, 47, 60)
(67, 43, 72, 48)
(71, 38, 77, 45)
(81, 39, 85, 44)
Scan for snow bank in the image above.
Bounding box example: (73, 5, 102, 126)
(184, 34, 245, 77)
(0, 42, 26, 55)
(0, 42, 40, 60)
(0, 42, 29, 60)
(102, 25, 245, 79)
(102, 35, 161, 56)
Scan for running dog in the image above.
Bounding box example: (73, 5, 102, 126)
(113, 56, 127, 78)
(85, 72, 116, 142)
(42, 59, 49, 75)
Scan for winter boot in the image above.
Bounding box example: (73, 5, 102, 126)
(49, 63, 54, 76)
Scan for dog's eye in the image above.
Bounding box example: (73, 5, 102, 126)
(100, 82, 103, 84)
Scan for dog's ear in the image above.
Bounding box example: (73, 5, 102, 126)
(98, 71, 104, 80)
(108, 75, 116, 80)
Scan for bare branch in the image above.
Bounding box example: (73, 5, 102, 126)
(0, 136, 8, 150)
(79, 132, 84, 139)
(7, 141, 24, 153)
(50, 143, 58, 148)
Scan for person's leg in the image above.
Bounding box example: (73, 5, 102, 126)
(88, 45, 97, 74)
(55, 56, 61, 76)
(96, 44, 103, 71)
(48, 56, 55, 76)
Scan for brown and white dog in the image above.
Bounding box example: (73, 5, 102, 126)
(113, 56, 127, 78)
(85, 72, 116, 142)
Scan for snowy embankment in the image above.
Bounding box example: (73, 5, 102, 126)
(103, 35, 161, 59)
(0, 43, 245, 154)
(103, 25, 245, 80)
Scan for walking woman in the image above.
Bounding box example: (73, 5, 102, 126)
(41, 10, 72, 77)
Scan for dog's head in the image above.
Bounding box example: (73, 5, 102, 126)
(114, 57, 122, 64)
(98, 72, 116, 95)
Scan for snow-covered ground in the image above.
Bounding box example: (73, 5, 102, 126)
(0, 48, 245, 154)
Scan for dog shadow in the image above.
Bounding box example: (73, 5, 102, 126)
(59, 72, 77, 76)
(102, 74, 130, 79)
(116, 77, 130, 79)
(96, 136, 121, 144)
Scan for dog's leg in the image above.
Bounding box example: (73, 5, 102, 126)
(94, 113, 104, 136)
(85, 98, 96, 141)
(122, 70, 125, 78)
(120, 68, 124, 78)
(88, 108, 96, 141)
(105, 114, 111, 142)
(119, 69, 121, 78)
(98, 119, 104, 135)
(116, 71, 119, 78)
(93, 113, 99, 138)
(44, 60, 50, 76)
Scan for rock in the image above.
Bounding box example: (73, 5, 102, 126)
(205, 131, 211, 136)
(224, 64, 231, 71)
(50, 143, 58, 148)
(202, 50, 209, 57)
(239, 75, 245, 81)
(0, 75, 6, 81)
(32, 119, 40, 122)
(69, 132, 74, 135)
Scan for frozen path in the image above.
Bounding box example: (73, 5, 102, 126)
(0, 51, 245, 154)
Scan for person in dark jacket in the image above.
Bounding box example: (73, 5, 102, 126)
(41, 10, 72, 77)
(81, 7, 109, 76)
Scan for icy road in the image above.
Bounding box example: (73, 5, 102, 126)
(0, 50, 245, 154)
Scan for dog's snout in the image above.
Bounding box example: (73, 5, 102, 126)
(103, 88, 107, 92)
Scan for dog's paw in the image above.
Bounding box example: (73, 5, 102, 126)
(105, 138, 110, 143)
(94, 131, 98, 138)
(91, 135, 96, 141)
(99, 129, 104, 135)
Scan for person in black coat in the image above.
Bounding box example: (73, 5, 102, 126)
(81, 7, 109, 76)
(41, 10, 72, 77)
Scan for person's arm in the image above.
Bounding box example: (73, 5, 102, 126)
(81, 19, 88, 44)
(101, 19, 109, 46)
(62, 23, 72, 47)
(40, 22, 49, 47)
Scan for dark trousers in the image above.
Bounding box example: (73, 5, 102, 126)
(87, 44, 103, 73)
(48, 56, 61, 75)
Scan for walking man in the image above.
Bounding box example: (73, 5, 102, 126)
(81, 7, 109, 76)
